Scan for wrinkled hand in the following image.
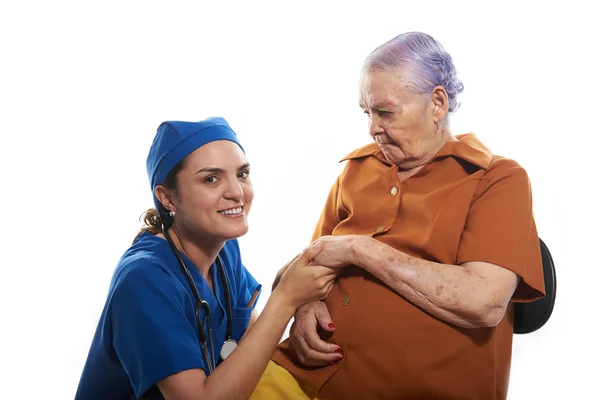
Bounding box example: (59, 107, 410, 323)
(311, 235, 361, 269)
(290, 301, 343, 366)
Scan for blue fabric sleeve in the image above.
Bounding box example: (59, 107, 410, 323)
(110, 263, 204, 399)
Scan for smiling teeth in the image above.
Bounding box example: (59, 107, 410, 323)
(220, 207, 242, 215)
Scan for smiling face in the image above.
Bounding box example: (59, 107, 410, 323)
(158, 140, 253, 243)
(359, 68, 447, 171)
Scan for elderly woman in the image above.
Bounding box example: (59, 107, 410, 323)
(250, 32, 545, 400)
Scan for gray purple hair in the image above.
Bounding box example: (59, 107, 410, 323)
(363, 32, 464, 112)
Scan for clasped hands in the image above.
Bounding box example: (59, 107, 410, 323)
(290, 234, 363, 367)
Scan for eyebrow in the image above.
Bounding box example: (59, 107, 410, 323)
(359, 101, 393, 110)
(196, 162, 251, 175)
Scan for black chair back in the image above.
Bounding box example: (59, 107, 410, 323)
(513, 238, 557, 334)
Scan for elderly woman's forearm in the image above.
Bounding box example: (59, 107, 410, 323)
(351, 237, 508, 328)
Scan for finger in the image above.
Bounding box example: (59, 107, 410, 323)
(311, 235, 330, 245)
(289, 326, 300, 351)
(303, 325, 340, 354)
(290, 310, 334, 353)
(296, 301, 321, 317)
(284, 253, 302, 268)
(310, 265, 340, 276)
(323, 281, 335, 298)
(294, 242, 324, 266)
(290, 329, 322, 366)
(296, 336, 342, 367)
(314, 301, 336, 332)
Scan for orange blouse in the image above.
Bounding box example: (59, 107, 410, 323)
(272, 134, 545, 400)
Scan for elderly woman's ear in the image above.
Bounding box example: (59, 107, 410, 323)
(430, 85, 449, 125)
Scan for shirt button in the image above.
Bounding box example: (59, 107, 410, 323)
(390, 186, 399, 196)
(342, 294, 351, 306)
(376, 225, 386, 233)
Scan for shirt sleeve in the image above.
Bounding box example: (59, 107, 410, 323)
(311, 175, 348, 241)
(110, 264, 205, 398)
(456, 159, 545, 302)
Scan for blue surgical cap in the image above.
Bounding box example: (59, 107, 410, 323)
(146, 117, 244, 217)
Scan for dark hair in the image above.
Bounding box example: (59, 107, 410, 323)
(133, 156, 189, 242)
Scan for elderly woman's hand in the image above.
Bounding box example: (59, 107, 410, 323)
(290, 301, 343, 366)
(311, 235, 363, 268)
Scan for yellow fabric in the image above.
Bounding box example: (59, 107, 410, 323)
(249, 361, 319, 400)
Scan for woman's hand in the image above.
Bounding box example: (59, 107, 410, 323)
(275, 242, 338, 310)
(290, 301, 342, 366)
(311, 234, 362, 268)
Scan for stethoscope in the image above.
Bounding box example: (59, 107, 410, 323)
(162, 226, 238, 373)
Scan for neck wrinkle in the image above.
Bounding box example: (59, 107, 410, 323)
(396, 131, 455, 181)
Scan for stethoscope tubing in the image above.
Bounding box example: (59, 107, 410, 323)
(162, 226, 233, 373)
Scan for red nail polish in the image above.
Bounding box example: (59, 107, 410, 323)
(328, 361, 335, 366)
(328, 323, 336, 329)
(334, 347, 342, 353)
(335, 355, 344, 361)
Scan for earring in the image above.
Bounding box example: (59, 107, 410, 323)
(435, 120, 440, 130)
(169, 210, 176, 217)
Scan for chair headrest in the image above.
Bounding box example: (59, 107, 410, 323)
(513, 238, 557, 334)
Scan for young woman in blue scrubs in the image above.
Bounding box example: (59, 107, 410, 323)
(75, 117, 337, 400)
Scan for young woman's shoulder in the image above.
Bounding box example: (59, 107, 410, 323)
(109, 232, 182, 298)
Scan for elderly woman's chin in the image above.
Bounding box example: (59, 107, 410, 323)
(378, 144, 399, 158)
(379, 145, 412, 166)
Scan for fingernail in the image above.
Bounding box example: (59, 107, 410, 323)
(334, 347, 342, 353)
(335, 355, 344, 361)
(328, 323, 336, 329)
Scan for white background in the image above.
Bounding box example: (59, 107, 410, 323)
(1, 1, 598, 399)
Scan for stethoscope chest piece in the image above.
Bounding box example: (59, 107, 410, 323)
(220, 339, 238, 360)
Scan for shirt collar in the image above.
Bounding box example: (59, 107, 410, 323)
(340, 133, 493, 170)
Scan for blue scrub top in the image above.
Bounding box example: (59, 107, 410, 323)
(76, 232, 261, 400)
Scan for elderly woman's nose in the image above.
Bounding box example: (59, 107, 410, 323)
(368, 116, 384, 137)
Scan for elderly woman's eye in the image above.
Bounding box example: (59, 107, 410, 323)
(378, 110, 391, 117)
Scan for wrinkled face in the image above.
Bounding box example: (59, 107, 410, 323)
(360, 68, 440, 169)
(171, 140, 253, 242)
